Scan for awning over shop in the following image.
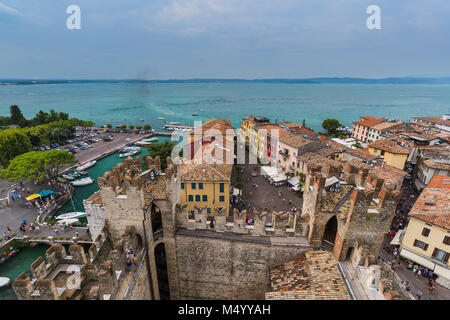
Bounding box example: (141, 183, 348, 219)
(288, 177, 300, 191)
(261, 166, 278, 177)
(35, 190, 54, 197)
(400, 247, 436, 269)
(434, 264, 450, 281)
(390, 229, 405, 246)
(272, 173, 287, 183)
(25, 194, 41, 201)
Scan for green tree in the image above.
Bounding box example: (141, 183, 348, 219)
(0, 129, 32, 167)
(0, 116, 12, 127)
(136, 125, 143, 130)
(129, 124, 135, 129)
(322, 118, 341, 135)
(106, 123, 112, 129)
(147, 141, 175, 170)
(10, 105, 27, 127)
(32, 110, 50, 125)
(0, 150, 76, 183)
(353, 141, 363, 149)
(144, 124, 151, 131)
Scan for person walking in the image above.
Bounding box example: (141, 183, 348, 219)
(416, 290, 423, 300)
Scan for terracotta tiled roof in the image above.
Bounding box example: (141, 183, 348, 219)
(413, 116, 450, 127)
(345, 148, 380, 161)
(368, 138, 412, 154)
(409, 175, 450, 230)
(370, 164, 407, 188)
(180, 163, 232, 182)
(279, 135, 311, 148)
(423, 159, 450, 171)
(371, 121, 403, 131)
(189, 118, 234, 137)
(266, 251, 350, 300)
(394, 131, 438, 142)
(353, 117, 387, 128)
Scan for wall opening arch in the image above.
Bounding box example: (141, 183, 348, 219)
(322, 215, 338, 252)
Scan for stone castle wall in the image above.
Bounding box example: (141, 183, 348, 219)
(175, 234, 310, 299)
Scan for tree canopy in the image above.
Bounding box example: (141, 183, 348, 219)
(147, 141, 175, 170)
(0, 150, 76, 183)
(10, 105, 28, 127)
(0, 129, 32, 167)
(322, 118, 341, 135)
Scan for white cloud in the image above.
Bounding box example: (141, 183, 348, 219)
(0, 1, 20, 16)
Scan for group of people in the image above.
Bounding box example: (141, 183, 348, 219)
(2, 226, 15, 241)
(126, 249, 138, 271)
(19, 220, 40, 233)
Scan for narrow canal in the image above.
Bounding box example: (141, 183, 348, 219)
(0, 136, 171, 300)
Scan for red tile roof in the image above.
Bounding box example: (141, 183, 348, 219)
(353, 117, 387, 128)
(409, 175, 450, 230)
(368, 138, 412, 154)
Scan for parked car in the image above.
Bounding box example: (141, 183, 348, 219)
(39, 146, 46, 151)
(45, 146, 51, 150)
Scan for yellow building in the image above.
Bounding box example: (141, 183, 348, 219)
(239, 116, 270, 154)
(400, 175, 450, 288)
(367, 138, 413, 170)
(180, 163, 233, 216)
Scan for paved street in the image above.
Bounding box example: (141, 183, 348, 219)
(232, 163, 303, 213)
(379, 236, 450, 300)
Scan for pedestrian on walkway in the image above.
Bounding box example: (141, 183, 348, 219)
(416, 291, 423, 299)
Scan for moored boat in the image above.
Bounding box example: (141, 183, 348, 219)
(192, 112, 198, 116)
(147, 137, 158, 142)
(158, 117, 165, 120)
(0, 277, 10, 288)
(119, 150, 140, 158)
(57, 218, 79, 225)
(71, 177, 94, 186)
(56, 212, 86, 220)
(0, 249, 20, 265)
(62, 174, 75, 181)
(76, 160, 96, 171)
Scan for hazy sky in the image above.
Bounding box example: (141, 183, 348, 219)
(0, 0, 449, 79)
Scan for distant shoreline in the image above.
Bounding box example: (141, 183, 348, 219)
(1, 77, 450, 85)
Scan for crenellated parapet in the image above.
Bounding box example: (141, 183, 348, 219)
(12, 224, 141, 300)
(174, 205, 308, 237)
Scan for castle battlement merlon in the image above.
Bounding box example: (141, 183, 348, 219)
(175, 205, 308, 237)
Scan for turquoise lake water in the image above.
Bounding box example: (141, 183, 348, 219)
(0, 244, 49, 300)
(1, 83, 449, 132)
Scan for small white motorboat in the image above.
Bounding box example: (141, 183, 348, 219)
(158, 117, 165, 120)
(76, 160, 97, 171)
(71, 177, 94, 186)
(119, 150, 140, 158)
(0, 277, 10, 288)
(62, 174, 75, 181)
(192, 112, 198, 116)
(56, 212, 86, 220)
(169, 122, 180, 125)
(147, 137, 159, 142)
(57, 218, 79, 225)
(199, 108, 205, 112)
